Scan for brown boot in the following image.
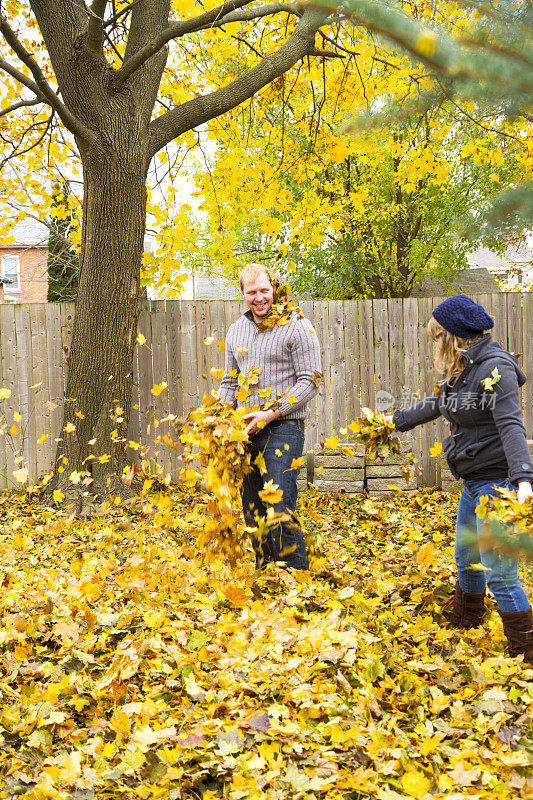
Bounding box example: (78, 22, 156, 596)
(449, 582, 485, 628)
(499, 608, 533, 665)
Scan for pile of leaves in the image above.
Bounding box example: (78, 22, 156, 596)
(0, 483, 532, 800)
(477, 488, 533, 562)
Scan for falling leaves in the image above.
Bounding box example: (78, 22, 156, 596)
(430, 441, 443, 457)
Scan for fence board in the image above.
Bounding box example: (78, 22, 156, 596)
(45, 303, 63, 468)
(329, 300, 346, 432)
(196, 301, 211, 399)
(388, 298, 404, 407)
(402, 298, 420, 477)
(507, 293, 524, 409)
(165, 301, 183, 476)
(126, 337, 141, 466)
(298, 300, 317, 455)
(418, 297, 437, 486)
(373, 300, 389, 413)
(180, 302, 198, 415)
(523, 293, 533, 436)
(30, 304, 51, 481)
(151, 300, 170, 477)
(14, 305, 35, 482)
(0, 310, 7, 486)
(0, 305, 19, 487)
(343, 301, 360, 424)
(359, 300, 375, 409)
(313, 301, 332, 441)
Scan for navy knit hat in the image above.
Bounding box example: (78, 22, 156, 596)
(432, 295, 494, 339)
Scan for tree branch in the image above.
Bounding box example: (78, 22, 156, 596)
(0, 14, 94, 146)
(104, 0, 143, 29)
(86, 0, 108, 54)
(0, 97, 44, 118)
(116, 1, 298, 88)
(147, 7, 328, 157)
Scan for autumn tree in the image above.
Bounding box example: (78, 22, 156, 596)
(160, 1, 531, 298)
(0, 1, 334, 502)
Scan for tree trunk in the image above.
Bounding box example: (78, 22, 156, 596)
(54, 146, 147, 495)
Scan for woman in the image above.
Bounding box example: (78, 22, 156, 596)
(392, 294, 533, 664)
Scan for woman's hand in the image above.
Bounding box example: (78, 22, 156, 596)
(517, 481, 533, 504)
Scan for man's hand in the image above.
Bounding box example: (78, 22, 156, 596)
(517, 481, 533, 504)
(243, 408, 281, 436)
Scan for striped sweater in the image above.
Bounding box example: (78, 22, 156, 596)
(217, 310, 322, 419)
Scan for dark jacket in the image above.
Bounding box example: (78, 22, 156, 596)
(393, 335, 533, 484)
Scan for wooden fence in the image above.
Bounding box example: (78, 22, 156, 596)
(0, 294, 531, 489)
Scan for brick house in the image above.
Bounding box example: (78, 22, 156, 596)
(0, 218, 49, 304)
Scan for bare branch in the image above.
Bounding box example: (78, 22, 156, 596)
(148, 7, 328, 157)
(310, 46, 345, 58)
(0, 97, 44, 118)
(87, 0, 108, 53)
(116, 2, 298, 88)
(0, 14, 94, 146)
(104, 0, 143, 29)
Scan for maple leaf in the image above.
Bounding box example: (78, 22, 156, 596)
(481, 367, 501, 391)
(258, 480, 284, 504)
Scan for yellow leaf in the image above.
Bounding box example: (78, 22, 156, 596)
(13, 467, 28, 483)
(287, 395, 297, 404)
(258, 480, 284, 504)
(402, 770, 431, 797)
(0, 388, 11, 400)
(59, 751, 82, 782)
(203, 336, 215, 345)
(10, 426, 18, 436)
(69, 471, 81, 484)
(53, 490, 65, 503)
(217, 340, 226, 351)
(325, 436, 340, 449)
(13, 411, 21, 422)
(136, 332, 146, 346)
(258, 386, 272, 398)
(64, 422, 76, 433)
(275, 449, 283, 457)
(210, 367, 224, 380)
(430, 441, 442, 457)
(129, 440, 140, 450)
(37, 434, 48, 444)
(289, 456, 306, 470)
(151, 381, 168, 396)
(416, 541, 435, 568)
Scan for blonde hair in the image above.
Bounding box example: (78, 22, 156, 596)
(239, 263, 279, 292)
(427, 316, 484, 385)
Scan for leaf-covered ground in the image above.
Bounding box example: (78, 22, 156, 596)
(0, 484, 532, 800)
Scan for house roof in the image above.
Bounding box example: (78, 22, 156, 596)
(411, 267, 501, 297)
(1, 216, 49, 247)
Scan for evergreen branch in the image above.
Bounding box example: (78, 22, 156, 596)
(0, 14, 94, 146)
(86, 0, 109, 54)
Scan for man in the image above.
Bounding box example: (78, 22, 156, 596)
(217, 264, 322, 569)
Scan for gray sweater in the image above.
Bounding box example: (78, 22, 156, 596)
(217, 310, 322, 419)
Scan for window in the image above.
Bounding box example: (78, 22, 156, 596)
(1, 254, 21, 293)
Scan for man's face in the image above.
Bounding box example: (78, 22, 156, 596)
(242, 273, 275, 321)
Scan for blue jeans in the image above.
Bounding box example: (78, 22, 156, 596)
(455, 478, 530, 612)
(241, 421, 307, 570)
